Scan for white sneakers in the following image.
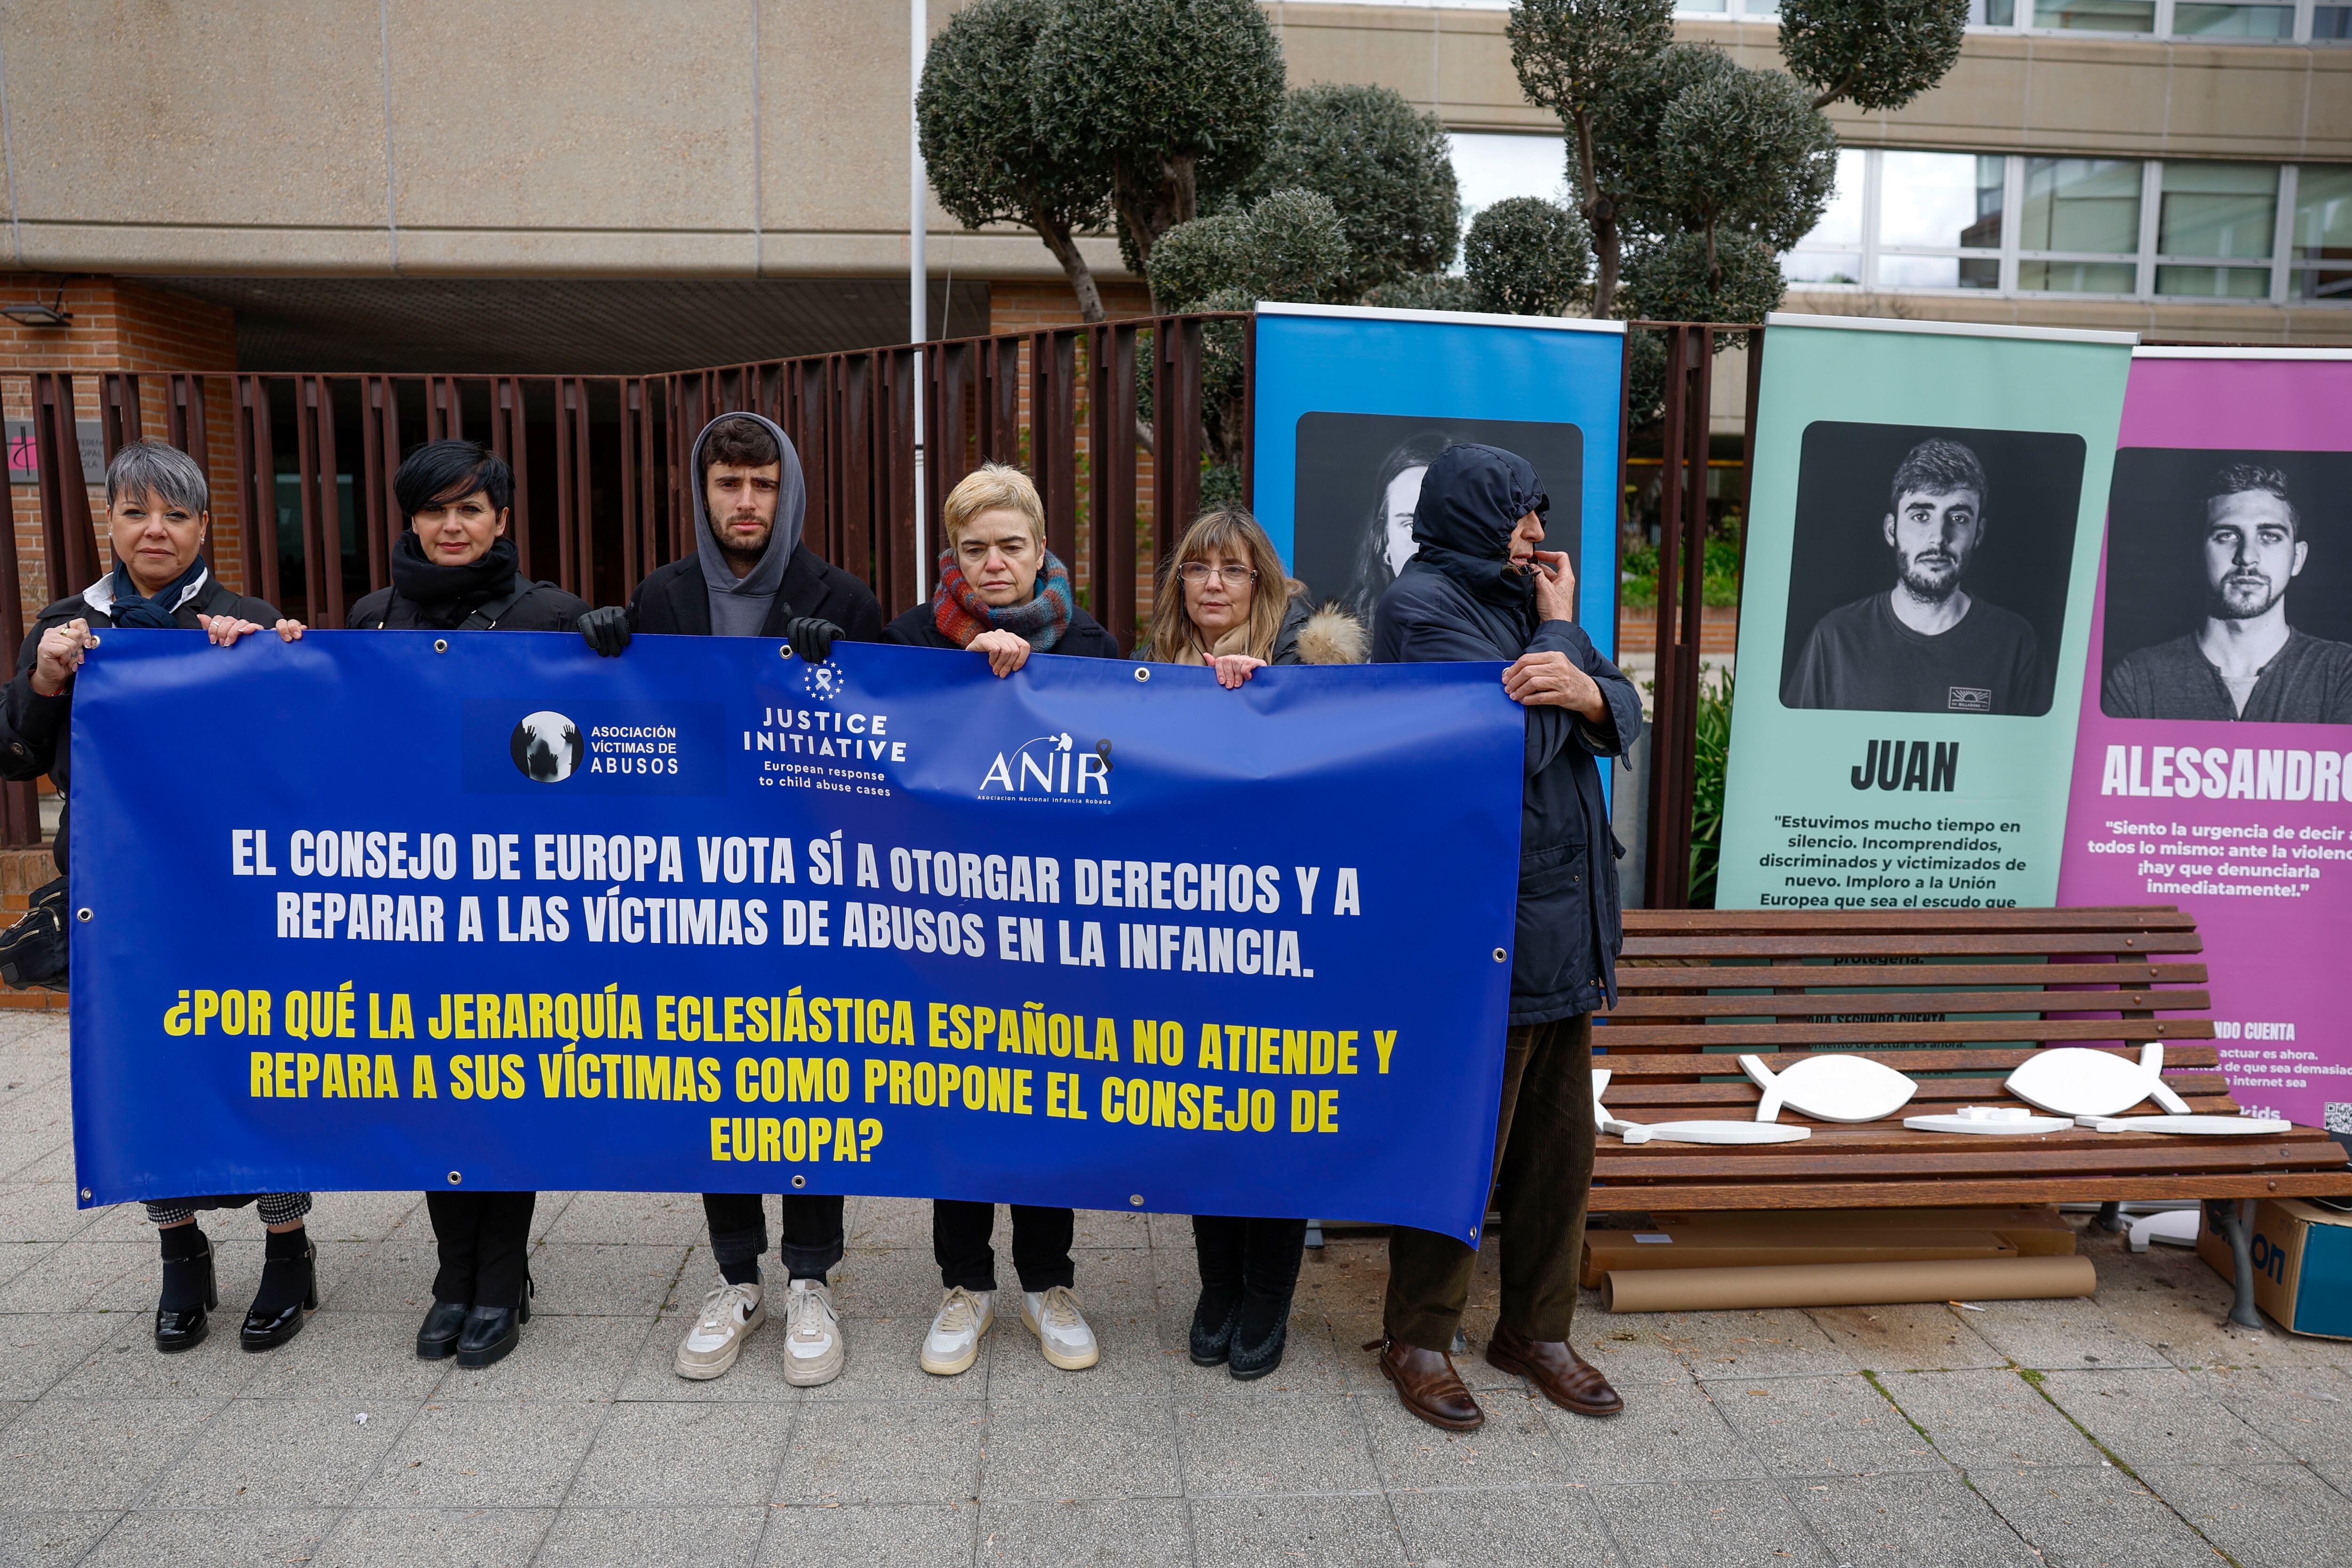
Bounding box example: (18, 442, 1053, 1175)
(674, 1280, 766, 1380)
(781, 1279, 843, 1386)
(919, 1283, 1101, 1375)
(1022, 1286, 1101, 1370)
(920, 1286, 994, 1376)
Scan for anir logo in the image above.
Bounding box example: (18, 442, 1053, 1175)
(980, 732, 1111, 799)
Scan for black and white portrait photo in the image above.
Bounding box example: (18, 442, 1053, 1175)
(1779, 421, 2084, 717)
(2099, 450, 2352, 724)
(1292, 413, 1582, 623)
(509, 710, 584, 782)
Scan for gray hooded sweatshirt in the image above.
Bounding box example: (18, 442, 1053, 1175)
(692, 411, 808, 637)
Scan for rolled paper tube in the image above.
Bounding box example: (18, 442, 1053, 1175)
(1601, 1255, 2097, 1313)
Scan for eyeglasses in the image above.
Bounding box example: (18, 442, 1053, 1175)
(1177, 563, 1256, 586)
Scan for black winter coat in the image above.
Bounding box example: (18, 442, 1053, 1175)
(628, 546, 884, 643)
(879, 600, 1122, 659)
(0, 572, 282, 873)
(1376, 567, 1641, 1021)
(348, 580, 589, 633)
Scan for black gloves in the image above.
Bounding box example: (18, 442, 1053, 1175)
(784, 617, 843, 664)
(578, 606, 632, 658)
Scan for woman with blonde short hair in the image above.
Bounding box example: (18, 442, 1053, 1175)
(1147, 506, 1362, 1378)
(882, 462, 1118, 668)
(882, 461, 1117, 1378)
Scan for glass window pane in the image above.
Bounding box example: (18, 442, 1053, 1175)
(2293, 165, 2352, 262)
(2035, 0, 2157, 27)
(2021, 159, 2142, 254)
(1678, 0, 1730, 10)
(1970, 0, 2018, 21)
(2171, 1, 2295, 33)
(2158, 162, 2276, 259)
(2316, 5, 2352, 38)
(1796, 149, 1866, 249)
(2154, 264, 2273, 298)
(2020, 259, 2137, 293)
(1880, 153, 2007, 249)
(1783, 251, 1862, 286)
(1740, 0, 1780, 14)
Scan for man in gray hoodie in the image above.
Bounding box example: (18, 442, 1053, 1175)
(579, 412, 882, 1387)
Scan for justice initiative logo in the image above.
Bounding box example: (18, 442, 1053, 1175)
(979, 732, 1112, 802)
(799, 659, 847, 701)
(510, 711, 584, 782)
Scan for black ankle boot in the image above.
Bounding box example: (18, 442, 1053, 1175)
(416, 1300, 469, 1359)
(241, 1231, 317, 1352)
(1228, 1290, 1293, 1381)
(1190, 1285, 1242, 1367)
(455, 1304, 520, 1368)
(153, 1231, 216, 1354)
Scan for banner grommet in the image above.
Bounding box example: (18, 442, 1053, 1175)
(791, 1174, 806, 1188)
(432, 639, 448, 653)
(1492, 947, 1506, 963)
(75, 908, 90, 923)
(1129, 1194, 1144, 1206)
(1133, 667, 1150, 682)
(445, 1170, 462, 1185)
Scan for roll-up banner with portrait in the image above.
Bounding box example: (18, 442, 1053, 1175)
(2057, 348, 2352, 1130)
(1716, 314, 2136, 911)
(1249, 302, 1626, 657)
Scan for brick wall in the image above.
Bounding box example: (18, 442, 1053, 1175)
(0, 275, 239, 624)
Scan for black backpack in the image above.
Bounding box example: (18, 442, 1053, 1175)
(0, 876, 68, 988)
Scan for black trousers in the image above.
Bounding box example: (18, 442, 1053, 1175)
(1192, 1215, 1307, 1304)
(701, 1192, 845, 1281)
(427, 1191, 536, 1309)
(933, 1202, 1073, 1293)
(1384, 1013, 1595, 1352)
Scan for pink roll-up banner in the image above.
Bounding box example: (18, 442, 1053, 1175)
(2058, 348, 2352, 1132)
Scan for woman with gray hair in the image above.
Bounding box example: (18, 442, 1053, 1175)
(0, 438, 313, 1354)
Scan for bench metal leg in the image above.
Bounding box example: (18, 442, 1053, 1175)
(2205, 1199, 2264, 1330)
(2092, 1201, 2125, 1234)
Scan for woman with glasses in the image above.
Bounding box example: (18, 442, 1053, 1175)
(883, 462, 1118, 1378)
(1147, 506, 1363, 1377)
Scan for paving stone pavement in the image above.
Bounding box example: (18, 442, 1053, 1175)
(3, 1012, 2350, 1567)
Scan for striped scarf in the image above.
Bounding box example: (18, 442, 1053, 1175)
(932, 547, 1073, 653)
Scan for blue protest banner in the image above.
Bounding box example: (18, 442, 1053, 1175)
(69, 632, 1526, 1242)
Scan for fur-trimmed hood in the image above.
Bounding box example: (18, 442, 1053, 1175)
(1273, 595, 1368, 666)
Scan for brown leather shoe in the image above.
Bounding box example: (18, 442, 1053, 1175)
(1376, 1335, 1485, 1431)
(1486, 1323, 1624, 1417)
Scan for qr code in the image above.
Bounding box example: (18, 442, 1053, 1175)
(2327, 1103, 2352, 1135)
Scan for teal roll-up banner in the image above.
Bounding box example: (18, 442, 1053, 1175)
(1716, 314, 2135, 911)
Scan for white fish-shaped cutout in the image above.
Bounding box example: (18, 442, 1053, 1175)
(2076, 1113, 2292, 1136)
(2005, 1043, 2192, 1119)
(1740, 1053, 1917, 1123)
(1590, 1069, 1812, 1145)
(1905, 1106, 2073, 1136)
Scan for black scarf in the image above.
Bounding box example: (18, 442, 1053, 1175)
(1407, 443, 1549, 646)
(389, 532, 519, 629)
(107, 557, 208, 629)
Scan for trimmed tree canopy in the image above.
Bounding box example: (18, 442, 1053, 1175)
(1464, 196, 1594, 316)
(1251, 83, 1462, 298)
(1780, 0, 1969, 112)
(1148, 189, 1352, 313)
(1031, 0, 1287, 279)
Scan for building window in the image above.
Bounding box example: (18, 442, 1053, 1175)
(2293, 165, 2352, 301)
(2018, 158, 2142, 293)
(1782, 151, 2346, 304)
(2155, 162, 2277, 297)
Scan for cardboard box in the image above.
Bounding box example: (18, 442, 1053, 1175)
(1582, 1226, 2019, 1289)
(1650, 1206, 2077, 1258)
(2196, 1199, 2352, 1340)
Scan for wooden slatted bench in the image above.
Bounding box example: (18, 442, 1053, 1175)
(1591, 905, 2352, 1327)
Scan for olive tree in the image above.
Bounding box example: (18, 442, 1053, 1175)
(1780, 0, 1968, 111)
(1247, 83, 1462, 299)
(916, 0, 1114, 321)
(1464, 196, 1594, 316)
(1030, 0, 1287, 293)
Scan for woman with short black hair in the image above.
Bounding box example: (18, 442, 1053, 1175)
(350, 438, 592, 1368)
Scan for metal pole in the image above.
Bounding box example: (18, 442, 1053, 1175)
(909, 0, 929, 596)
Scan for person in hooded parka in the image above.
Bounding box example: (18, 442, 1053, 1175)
(576, 412, 881, 1390)
(1368, 443, 1643, 1435)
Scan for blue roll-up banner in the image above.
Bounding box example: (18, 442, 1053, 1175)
(1249, 301, 1627, 661)
(69, 632, 1526, 1242)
